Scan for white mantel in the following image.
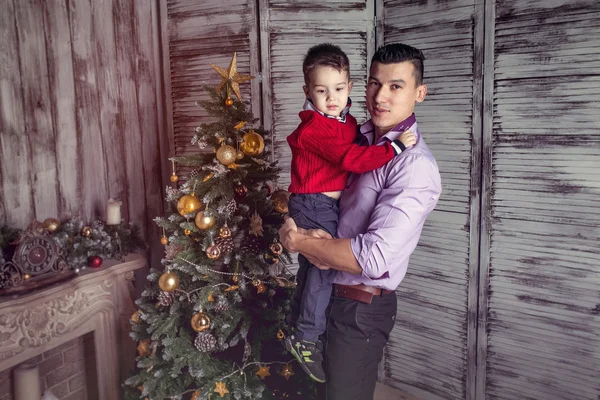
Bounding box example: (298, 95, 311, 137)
(0, 253, 147, 399)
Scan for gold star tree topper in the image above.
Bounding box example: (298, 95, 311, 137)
(210, 53, 255, 101)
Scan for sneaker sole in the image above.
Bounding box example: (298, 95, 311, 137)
(284, 338, 326, 383)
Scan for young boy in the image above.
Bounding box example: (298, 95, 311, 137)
(284, 43, 415, 382)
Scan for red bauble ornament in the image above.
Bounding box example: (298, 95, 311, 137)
(88, 255, 103, 268)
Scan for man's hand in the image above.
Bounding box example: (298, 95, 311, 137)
(303, 229, 333, 270)
(279, 216, 299, 252)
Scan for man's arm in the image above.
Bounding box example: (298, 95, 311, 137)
(279, 217, 362, 274)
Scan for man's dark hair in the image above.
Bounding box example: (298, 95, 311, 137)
(371, 43, 425, 86)
(302, 43, 350, 85)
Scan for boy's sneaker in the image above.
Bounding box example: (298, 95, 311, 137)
(284, 334, 326, 383)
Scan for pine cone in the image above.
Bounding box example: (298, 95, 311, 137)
(157, 291, 174, 307)
(225, 199, 237, 213)
(214, 301, 230, 313)
(194, 332, 217, 352)
(215, 236, 234, 254)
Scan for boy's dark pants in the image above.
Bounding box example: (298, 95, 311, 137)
(287, 193, 339, 342)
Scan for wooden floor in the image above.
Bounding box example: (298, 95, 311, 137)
(374, 383, 421, 400)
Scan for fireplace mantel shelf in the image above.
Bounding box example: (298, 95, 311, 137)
(0, 253, 147, 399)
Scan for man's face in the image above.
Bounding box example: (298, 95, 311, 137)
(366, 61, 427, 137)
(303, 66, 353, 117)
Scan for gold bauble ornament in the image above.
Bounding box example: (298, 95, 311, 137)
(131, 310, 142, 324)
(214, 381, 229, 398)
(194, 211, 216, 230)
(160, 235, 168, 245)
(257, 283, 267, 294)
(206, 244, 221, 259)
(184, 229, 192, 235)
(177, 194, 203, 216)
(191, 390, 201, 400)
(240, 131, 265, 156)
(219, 225, 232, 238)
(158, 271, 180, 292)
(216, 145, 237, 166)
(271, 190, 290, 214)
(170, 173, 178, 183)
(191, 312, 211, 332)
(42, 218, 60, 233)
(225, 97, 234, 107)
(236, 150, 244, 160)
(270, 242, 283, 255)
(81, 226, 92, 237)
(277, 329, 285, 339)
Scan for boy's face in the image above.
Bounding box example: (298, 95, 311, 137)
(303, 66, 353, 117)
(366, 61, 427, 138)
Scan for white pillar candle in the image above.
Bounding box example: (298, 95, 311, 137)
(14, 363, 41, 400)
(106, 198, 122, 225)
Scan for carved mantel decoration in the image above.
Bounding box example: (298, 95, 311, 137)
(0, 253, 147, 399)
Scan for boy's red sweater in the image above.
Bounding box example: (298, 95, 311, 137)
(287, 110, 397, 194)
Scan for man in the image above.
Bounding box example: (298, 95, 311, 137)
(279, 43, 442, 400)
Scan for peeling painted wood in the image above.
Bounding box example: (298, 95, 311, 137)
(15, 0, 59, 219)
(481, 0, 600, 399)
(0, 0, 32, 227)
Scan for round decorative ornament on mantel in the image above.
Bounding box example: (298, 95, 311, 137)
(0, 233, 72, 295)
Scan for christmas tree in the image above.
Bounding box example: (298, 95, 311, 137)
(125, 54, 314, 399)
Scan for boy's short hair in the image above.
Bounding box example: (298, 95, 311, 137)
(371, 43, 425, 86)
(302, 43, 350, 85)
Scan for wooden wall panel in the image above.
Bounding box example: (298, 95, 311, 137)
(0, 0, 164, 260)
(0, 0, 32, 228)
(260, 0, 374, 189)
(380, 1, 482, 399)
(162, 0, 260, 168)
(479, 1, 600, 399)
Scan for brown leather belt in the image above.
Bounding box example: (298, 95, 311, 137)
(333, 284, 394, 304)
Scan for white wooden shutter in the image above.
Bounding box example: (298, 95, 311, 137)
(161, 0, 261, 163)
(478, 1, 600, 399)
(380, 1, 483, 399)
(259, 0, 375, 188)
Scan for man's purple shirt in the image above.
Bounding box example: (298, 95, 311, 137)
(334, 114, 442, 291)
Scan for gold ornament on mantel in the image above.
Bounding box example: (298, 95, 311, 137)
(216, 144, 237, 166)
(240, 131, 265, 156)
(177, 194, 203, 216)
(249, 212, 263, 236)
(158, 271, 180, 292)
(194, 211, 216, 230)
(210, 52, 255, 101)
(191, 312, 211, 332)
(42, 218, 60, 233)
(81, 226, 92, 237)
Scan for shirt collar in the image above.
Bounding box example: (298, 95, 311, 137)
(303, 98, 352, 123)
(359, 113, 418, 144)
